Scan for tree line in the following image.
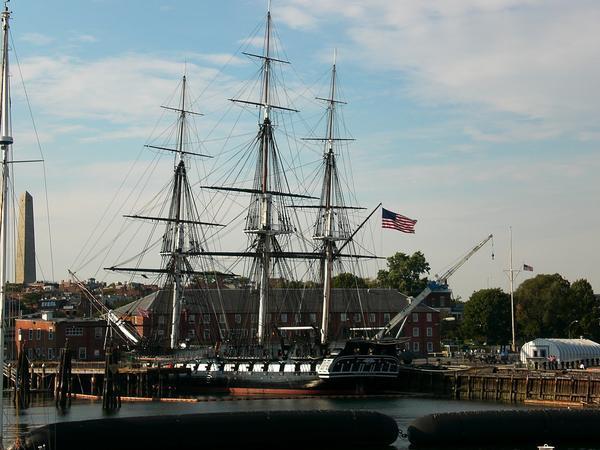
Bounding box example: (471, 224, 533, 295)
(460, 275, 598, 345)
(332, 250, 599, 347)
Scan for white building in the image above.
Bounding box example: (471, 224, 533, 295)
(520, 338, 600, 369)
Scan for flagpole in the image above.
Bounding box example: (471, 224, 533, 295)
(509, 226, 516, 352)
(505, 226, 523, 353)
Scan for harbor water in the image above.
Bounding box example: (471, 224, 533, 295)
(2, 394, 535, 449)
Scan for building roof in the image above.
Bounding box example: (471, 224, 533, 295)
(114, 288, 413, 317)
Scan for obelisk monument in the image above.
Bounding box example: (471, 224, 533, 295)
(16, 191, 36, 284)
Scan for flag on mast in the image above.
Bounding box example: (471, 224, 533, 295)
(382, 208, 417, 233)
(523, 264, 533, 271)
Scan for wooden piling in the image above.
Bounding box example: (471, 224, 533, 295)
(55, 346, 73, 410)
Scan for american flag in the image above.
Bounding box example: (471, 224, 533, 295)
(382, 208, 417, 233)
(523, 264, 534, 272)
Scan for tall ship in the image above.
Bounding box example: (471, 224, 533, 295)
(73, 5, 415, 394)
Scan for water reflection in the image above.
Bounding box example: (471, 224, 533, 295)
(1, 394, 536, 450)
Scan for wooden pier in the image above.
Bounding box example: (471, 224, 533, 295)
(3, 361, 191, 399)
(399, 366, 600, 406)
(7, 360, 600, 407)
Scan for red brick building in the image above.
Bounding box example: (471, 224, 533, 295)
(116, 288, 441, 356)
(15, 315, 107, 361)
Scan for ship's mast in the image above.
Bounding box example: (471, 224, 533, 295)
(256, 7, 273, 346)
(169, 76, 188, 349)
(0, 2, 12, 442)
(308, 52, 362, 346)
(319, 55, 338, 345)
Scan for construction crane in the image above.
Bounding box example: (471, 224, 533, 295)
(68, 270, 143, 348)
(375, 234, 494, 340)
(430, 234, 494, 290)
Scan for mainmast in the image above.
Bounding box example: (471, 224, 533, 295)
(240, 7, 296, 345)
(0, 1, 12, 442)
(169, 75, 188, 349)
(256, 7, 274, 346)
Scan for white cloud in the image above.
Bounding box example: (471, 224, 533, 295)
(20, 32, 54, 46)
(72, 34, 98, 43)
(277, 0, 600, 140)
(14, 53, 241, 139)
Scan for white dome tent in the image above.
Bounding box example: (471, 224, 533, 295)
(520, 338, 600, 369)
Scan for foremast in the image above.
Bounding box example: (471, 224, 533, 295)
(0, 2, 12, 444)
(318, 58, 338, 346)
(311, 55, 358, 346)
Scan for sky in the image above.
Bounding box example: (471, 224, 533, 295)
(6, 0, 600, 300)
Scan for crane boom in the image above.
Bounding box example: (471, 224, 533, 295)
(68, 270, 142, 347)
(435, 234, 493, 287)
(375, 233, 493, 340)
(374, 287, 432, 340)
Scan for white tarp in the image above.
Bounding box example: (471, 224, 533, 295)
(520, 338, 600, 364)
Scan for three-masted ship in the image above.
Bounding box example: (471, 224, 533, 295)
(102, 5, 400, 394)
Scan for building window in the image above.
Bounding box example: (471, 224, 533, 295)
(78, 347, 86, 360)
(95, 327, 103, 339)
(309, 313, 317, 323)
(48, 348, 54, 359)
(188, 329, 196, 338)
(383, 313, 390, 323)
(35, 348, 41, 358)
(353, 313, 361, 323)
(27, 348, 33, 359)
(426, 312, 432, 322)
(28, 329, 33, 340)
(426, 327, 433, 337)
(203, 315, 210, 325)
(413, 341, 419, 352)
(203, 329, 210, 340)
(412, 327, 420, 337)
(280, 313, 287, 323)
(369, 313, 376, 323)
(235, 314, 242, 324)
(188, 314, 195, 324)
(48, 330, 54, 341)
(36, 329, 42, 340)
(427, 342, 434, 353)
(340, 313, 347, 322)
(65, 327, 83, 337)
(94, 349, 100, 358)
(412, 313, 419, 323)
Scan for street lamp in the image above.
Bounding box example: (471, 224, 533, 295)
(567, 320, 579, 339)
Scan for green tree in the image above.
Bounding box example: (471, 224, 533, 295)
(569, 279, 599, 340)
(515, 273, 571, 341)
(461, 288, 511, 345)
(376, 251, 430, 296)
(332, 273, 368, 288)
